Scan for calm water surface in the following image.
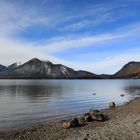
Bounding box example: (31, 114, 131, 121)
(0, 79, 140, 130)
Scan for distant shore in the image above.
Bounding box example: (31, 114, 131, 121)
(1, 98, 140, 140)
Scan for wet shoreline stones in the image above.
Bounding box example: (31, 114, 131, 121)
(63, 109, 108, 129)
(89, 109, 108, 122)
(63, 101, 116, 129)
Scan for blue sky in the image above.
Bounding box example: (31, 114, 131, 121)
(0, 0, 140, 74)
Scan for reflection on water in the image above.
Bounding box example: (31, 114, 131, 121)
(0, 79, 140, 130)
(0, 85, 63, 101)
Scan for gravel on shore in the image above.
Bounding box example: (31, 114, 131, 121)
(1, 98, 140, 140)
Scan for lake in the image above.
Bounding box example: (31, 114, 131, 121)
(0, 79, 140, 130)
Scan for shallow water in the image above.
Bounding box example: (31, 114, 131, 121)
(0, 79, 140, 130)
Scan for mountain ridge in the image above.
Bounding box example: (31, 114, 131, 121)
(0, 58, 139, 79)
(113, 61, 140, 78)
(0, 58, 98, 79)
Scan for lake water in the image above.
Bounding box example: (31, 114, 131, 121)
(0, 79, 140, 130)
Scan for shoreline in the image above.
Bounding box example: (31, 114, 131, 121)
(1, 97, 140, 140)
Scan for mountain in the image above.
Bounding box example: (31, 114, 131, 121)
(8, 62, 21, 69)
(0, 64, 7, 72)
(113, 61, 140, 78)
(0, 58, 99, 79)
(0, 59, 140, 79)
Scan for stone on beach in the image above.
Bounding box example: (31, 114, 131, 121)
(89, 109, 107, 121)
(83, 138, 88, 140)
(70, 118, 80, 127)
(109, 102, 115, 108)
(78, 116, 85, 123)
(84, 114, 93, 122)
(89, 109, 100, 114)
(93, 114, 106, 121)
(63, 118, 80, 129)
(63, 122, 71, 129)
(63, 109, 108, 129)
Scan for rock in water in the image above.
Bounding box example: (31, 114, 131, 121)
(120, 94, 124, 97)
(109, 102, 115, 108)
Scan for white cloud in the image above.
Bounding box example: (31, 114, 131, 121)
(0, 36, 76, 67)
(65, 48, 140, 74)
(58, 1, 134, 32)
(36, 22, 140, 53)
(0, 1, 49, 37)
(40, 33, 124, 52)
